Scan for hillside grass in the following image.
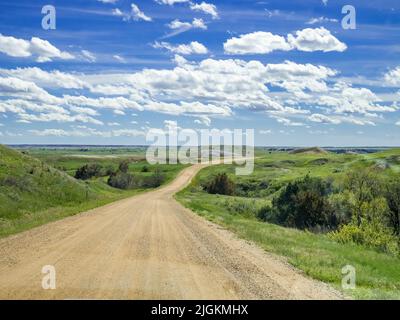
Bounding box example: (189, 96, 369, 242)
(176, 149, 400, 299)
(0, 145, 186, 238)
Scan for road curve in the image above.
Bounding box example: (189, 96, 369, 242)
(0, 164, 343, 299)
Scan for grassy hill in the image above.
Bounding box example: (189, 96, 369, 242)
(0, 145, 90, 219)
(0, 145, 185, 237)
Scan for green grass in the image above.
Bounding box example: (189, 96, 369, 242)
(176, 149, 400, 299)
(0, 145, 186, 238)
(20, 146, 185, 182)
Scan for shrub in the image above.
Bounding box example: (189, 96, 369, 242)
(141, 165, 149, 173)
(204, 173, 235, 196)
(105, 165, 115, 176)
(0, 175, 32, 192)
(271, 175, 336, 230)
(75, 163, 103, 180)
(235, 179, 270, 197)
(118, 160, 130, 173)
(1, 176, 18, 187)
(329, 223, 399, 256)
(257, 205, 275, 222)
(141, 169, 165, 188)
(107, 171, 136, 189)
(225, 198, 259, 218)
(329, 196, 399, 255)
(328, 224, 365, 245)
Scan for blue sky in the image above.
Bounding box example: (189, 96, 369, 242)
(0, 0, 399, 146)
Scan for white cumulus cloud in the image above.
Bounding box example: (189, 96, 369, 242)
(287, 27, 347, 52)
(0, 34, 74, 62)
(224, 31, 291, 55)
(0, 58, 395, 130)
(154, 41, 208, 55)
(224, 27, 346, 55)
(385, 66, 400, 86)
(167, 18, 207, 30)
(0, 67, 87, 89)
(190, 2, 219, 19)
(112, 4, 152, 22)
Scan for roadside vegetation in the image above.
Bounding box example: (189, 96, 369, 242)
(2, 144, 399, 298)
(176, 148, 400, 299)
(0, 145, 186, 238)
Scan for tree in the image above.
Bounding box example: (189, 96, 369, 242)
(344, 168, 381, 227)
(75, 163, 102, 180)
(328, 191, 353, 227)
(328, 170, 399, 255)
(329, 197, 398, 255)
(385, 179, 400, 237)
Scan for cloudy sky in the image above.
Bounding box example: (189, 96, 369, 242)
(0, 0, 399, 146)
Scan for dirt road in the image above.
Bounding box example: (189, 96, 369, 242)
(0, 164, 343, 299)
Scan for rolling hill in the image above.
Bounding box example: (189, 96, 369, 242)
(288, 147, 328, 155)
(0, 145, 93, 233)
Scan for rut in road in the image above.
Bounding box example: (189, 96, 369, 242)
(0, 164, 343, 299)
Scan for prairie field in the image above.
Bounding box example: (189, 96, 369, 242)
(176, 147, 400, 299)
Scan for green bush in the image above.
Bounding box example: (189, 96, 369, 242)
(105, 165, 115, 176)
(1, 175, 32, 192)
(141, 169, 165, 188)
(270, 175, 337, 230)
(118, 160, 130, 173)
(224, 198, 259, 218)
(75, 163, 103, 180)
(203, 173, 235, 196)
(257, 205, 275, 222)
(329, 223, 399, 256)
(107, 171, 136, 189)
(329, 224, 365, 245)
(329, 196, 399, 255)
